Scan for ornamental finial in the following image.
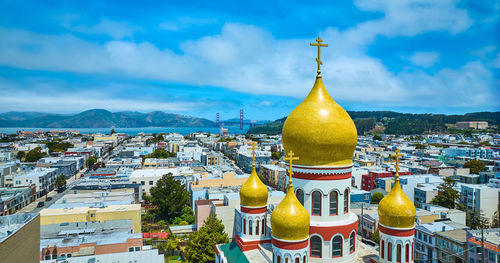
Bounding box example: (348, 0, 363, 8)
(248, 142, 259, 168)
(283, 150, 299, 186)
(310, 37, 328, 77)
(391, 148, 404, 180)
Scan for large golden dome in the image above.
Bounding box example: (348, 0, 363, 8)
(282, 76, 357, 166)
(240, 167, 268, 207)
(378, 180, 416, 228)
(271, 184, 310, 240)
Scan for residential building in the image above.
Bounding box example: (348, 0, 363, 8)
(456, 121, 488, 129)
(0, 213, 40, 263)
(259, 164, 286, 191)
(0, 185, 36, 215)
(415, 222, 467, 263)
(466, 228, 500, 263)
(435, 229, 467, 263)
(13, 168, 58, 197)
(460, 184, 499, 224)
(129, 167, 194, 195)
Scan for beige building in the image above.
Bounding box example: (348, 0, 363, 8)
(190, 172, 249, 189)
(39, 204, 142, 233)
(456, 121, 488, 129)
(435, 229, 467, 263)
(0, 213, 40, 263)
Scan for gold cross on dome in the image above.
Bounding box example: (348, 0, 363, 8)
(391, 148, 404, 180)
(248, 142, 259, 167)
(283, 150, 299, 184)
(310, 37, 328, 76)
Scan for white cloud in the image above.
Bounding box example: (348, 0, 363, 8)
(408, 52, 440, 68)
(0, 1, 496, 111)
(65, 18, 137, 39)
(159, 17, 217, 32)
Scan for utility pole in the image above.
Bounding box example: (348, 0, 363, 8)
(481, 227, 485, 263)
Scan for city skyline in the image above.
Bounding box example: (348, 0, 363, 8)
(0, 0, 499, 120)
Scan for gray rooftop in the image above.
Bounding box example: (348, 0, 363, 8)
(0, 213, 38, 243)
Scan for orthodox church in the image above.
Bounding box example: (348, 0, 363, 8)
(215, 38, 416, 263)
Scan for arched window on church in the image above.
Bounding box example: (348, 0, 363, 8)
(262, 218, 265, 234)
(329, 191, 338, 216)
(332, 236, 342, 257)
(295, 257, 299, 263)
(310, 236, 322, 258)
(312, 191, 321, 216)
(277, 255, 281, 263)
(388, 242, 392, 261)
(397, 244, 402, 263)
(256, 220, 259, 235)
(249, 220, 253, 235)
(381, 240, 385, 259)
(243, 219, 246, 234)
(350, 232, 355, 253)
(405, 243, 409, 263)
(296, 189, 304, 206)
(344, 188, 349, 213)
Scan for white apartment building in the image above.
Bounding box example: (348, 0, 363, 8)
(460, 184, 499, 223)
(13, 168, 57, 197)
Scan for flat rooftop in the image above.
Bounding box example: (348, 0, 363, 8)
(39, 203, 141, 216)
(0, 213, 38, 243)
(40, 231, 141, 249)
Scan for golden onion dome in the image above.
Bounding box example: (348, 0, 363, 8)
(271, 184, 310, 240)
(378, 180, 416, 228)
(240, 167, 268, 207)
(282, 76, 357, 166)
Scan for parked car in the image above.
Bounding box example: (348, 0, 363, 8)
(45, 197, 52, 201)
(57, 186, 67, 193)
(37, 201, 45, 208)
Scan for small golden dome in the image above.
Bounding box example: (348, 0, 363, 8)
(271, 184, 310, 240)
(378, 180, 416, 228)
(282, 77, 357, 166)
(240, 167, 268, 207)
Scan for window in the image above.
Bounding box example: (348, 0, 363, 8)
(388, 243, 393, 261)
(381, 240, 385, 259)
(406, 244, 409, 263)
(262, 218, 265, 235)
(256, 220, 259, 235)
(344, 189, 349, 213)
(350, 232, 355, 253)
(470, 258, 475, 263)
(329, 191, 338, 216)
(277, 256, 281, 263)
(285, 258, 289, 263)
(312, 191, 321, 216)
(332, 236, 342, 257)
(149, 180, 153, 185)
(295, 258, 299, 263)
(397, 244, 402, 263)
(249, 220, 253, 235)
(129, 247, 134, 252)
(303, 256, 306, 263)
(489, 251, 495, 261)
(243, 219, 246, 234)
(310, 236, 322, 258)
(141, 181, 145, 185)
(135, 247, 140, 251)
(296, 189, 304, 206)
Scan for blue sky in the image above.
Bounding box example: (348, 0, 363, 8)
(0, 0, 498, 121)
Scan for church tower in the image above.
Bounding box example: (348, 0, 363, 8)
(236, 142, 271, 250)
(281, 37, 359, 262)
(377, 149, 416, 263)
(271, 151, 310, 263)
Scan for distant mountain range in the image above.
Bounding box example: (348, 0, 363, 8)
(0, 109, 216, 128)
(247, 111, 500, 135)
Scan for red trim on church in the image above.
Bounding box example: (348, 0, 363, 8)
(271, 238, 309, 250)
(309, 220, 358, 241)
(292, 171, 351, 180)
(240, 206, 267, 214)
(379, 225, 415, 237)
(235, 234, 271, 251)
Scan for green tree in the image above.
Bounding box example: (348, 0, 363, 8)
(370, 228, 380, 243)
(25, 147, 46, 162)
(371, 192, 384, 204)
(271, 151, 282, 160)
(46, 140, 74, 153)
(147, 148, 173, 159)
(431, 177, 461, 209)
(87, 156, 98, 168)
(55, 174, 67, 189)
(110, 129, 116, 134)
(373, 134, 382, 141)
(185, 214, 229, 263)
(16, 151, 25, 160)
(463, 160, 486, 174)
(149, 173, 190, 223)
(467, 209, 490, 229)
(415, 143, 426, 149)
